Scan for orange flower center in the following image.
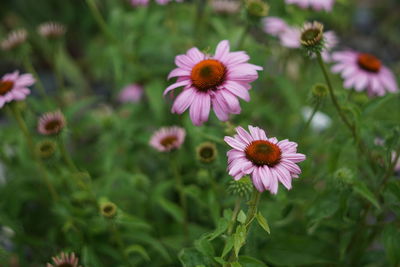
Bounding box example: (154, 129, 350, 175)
(191, 59, 226, 91)
(160, 135, 177, 147)
(45, 120, 62, 132)
(0, 80, 14, 96)
(245, 140, 281, 167)
(357, 53, 381, 73)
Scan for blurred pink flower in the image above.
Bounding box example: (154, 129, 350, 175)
(224, 126, 306, 194)
(331, 51, 398, 96)
(211, 0, 241, 14)
(1, 29, 27, 51)
(37, 22, 66, 39)
(38, 110, 66, 135)
(262, 17, 288, 37)
(164, 40, 262, 126)
(118, 84, 143, 103)
(130, 0, 182, 6)
(149, 126, 185, 152)
(0, 71, 34, 108)
(47, 252, 81, 267)
(285, 0, 335, 11)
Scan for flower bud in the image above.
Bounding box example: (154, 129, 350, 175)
(227, 176, 253, 199)
(100, 201, 118, 219)
(245, 0, 269, 20)
(35, 139, 57, 159)
(300, 21, 325, 55)
(196, 142, 218, 164)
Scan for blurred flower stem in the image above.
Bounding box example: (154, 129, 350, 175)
(8, 103, 58, 201)
(171, 154, 189, 242)
(108, 221, 134, 266)
(193, 0, 206, 44)
(301, 101, 321, 134)
(236, 23, 250, 50)
(227, 197, 242, 235)
(85, 0, 117, 43)
(58, 135, 78, 172)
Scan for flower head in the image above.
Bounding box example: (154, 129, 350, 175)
(285, 0, 335, 12)
(38, 22, 66, 39)
(149, 126, 186, 152)
(130, 0, 182, 6)
(262, 17, 288, 37)
(0, 71, 35, 108)
(164, 40, 262, 126)
(196, 142, 218, 163)
(38, 111, 66, 135)
(100, 202, 118, 218)
(245, 0, 269, 18)
(118, 84, 143, 103)
(47, 252, 81, 267)
(300, 21, 324, 50)
(331, 50, 398, 96)
(1, 29, 27, 51)
(36, 139, 57, 159)
(224, 126, 306, 194)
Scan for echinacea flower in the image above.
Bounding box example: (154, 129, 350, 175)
(285, 0, 335, 12)
(263, 18, 338, 61)
(331, 51, 399, 96)
(224, 126, 306, 194)
(47, 252, 81, 267)
(196, 142, 218, 163)
(164, 40, 262, 126)
(38, 22, 66, 39)
(118, 84, 143, 103)
(0, 71, 35, 108)
(149, 126, 185, 152)
(37, 111, 66, 135)
(1, 29, 27, 51)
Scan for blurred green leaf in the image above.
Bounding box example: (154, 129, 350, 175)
(256, 212, 270, 234)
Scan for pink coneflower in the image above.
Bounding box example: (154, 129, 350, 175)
(285, 0, 335, 11)
(262, 17, 288, 37)
(149, 126, 185, 152)
(1, 29, 27, 51)
(37, 110, 66, 135)
(164, 40, 263, 126)
(331, 51, 398, 96)
(263, 18, 338, 62)
(0, 71, 35, 108)
(211, 0, 241, 14)
(38, 22, 66, 39)
(118, 84, 144, 103)
(224, 126, 306, 194)
(47, 252, 81, 267)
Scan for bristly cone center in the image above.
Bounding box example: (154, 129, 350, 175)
(245, 140, 282, 167)
(191, 59, 226, 92)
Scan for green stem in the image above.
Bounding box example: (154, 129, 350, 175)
(171, 155, 189, 242)
(236, 23, 251, 50)
(301, 101, 321, 134)
(193, 0, 206, 44)
(22, 55, 49, 102)
(109, 221, 134, 266)
(227, 197, 242, 236)
(58, 136, 78, 172)
(85, 0, 117, 43)
(9, 103, 58, 201)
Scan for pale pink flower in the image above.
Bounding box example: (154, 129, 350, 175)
(1, 29, 27, 51)
(149, 126, 185, 152)
(0, 71, 35, 108)
(331, 51, 398, 96)
(118, 84, 143, 103)
(37, 111, 66, 135)
(130, 0, 182, 6)
(262, 17, 288, 37)
(47, 252, 81, 267)
(285, 0, 335, 11)
(38, 22, 66, 39)
(164, 40, 263, 126)
(211, 0, 241, 14)
(224, 126, 306, 194)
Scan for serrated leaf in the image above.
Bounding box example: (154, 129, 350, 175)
(234, 225, 247, 257)
(237, 210, 247, 224)
(256, 212, 270, 234)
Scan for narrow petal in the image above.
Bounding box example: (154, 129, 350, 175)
(163, 80, 190, 96)
(171, 88, 196, 114)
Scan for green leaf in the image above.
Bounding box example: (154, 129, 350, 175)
(231, 261, 242, 267)
(353, 181, 380, 210)
(157, 197, 184, 223)
(178, 248, 213, 267)
(208, 217, 229, 241)
(237, 210, 247, 224)
(221, 236, 234, 258)
(234, 225, 247, 257)
(382, 225, 400, 266)
(239, 255, 268, 267)
(194, 237, 215, 258)
(125, 245, 150, 261)
(256, 212, 270, 234)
